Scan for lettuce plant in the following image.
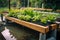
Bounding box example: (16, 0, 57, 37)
(40, 17, 48, 24)
(47, 14, 56, 22)
(8, 8, 60, 25)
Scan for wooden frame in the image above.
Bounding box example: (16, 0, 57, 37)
(5, 15, 57, 33)
(21, 7, 60, 12)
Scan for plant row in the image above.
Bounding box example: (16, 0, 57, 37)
(8, 8, 60, 25)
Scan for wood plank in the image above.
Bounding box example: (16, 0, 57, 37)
(34, 8, 60, 12)
(21, 7, 60, 12)
(50, 24, 57, 30)
(5, 15, 57, 33)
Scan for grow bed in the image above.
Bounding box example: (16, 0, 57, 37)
(5, 8, 58, 40)
(5, 8, 59, 33)
(5, 15, 57, 33)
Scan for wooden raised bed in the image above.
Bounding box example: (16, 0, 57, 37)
(5, 15, 57, 33)
(5, 15, 57, 40)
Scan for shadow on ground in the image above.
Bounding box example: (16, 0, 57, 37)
(0, 22, 60, 40)
(5, 22, 39, 40)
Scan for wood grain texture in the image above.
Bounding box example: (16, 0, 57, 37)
(5, 15, 57, 33)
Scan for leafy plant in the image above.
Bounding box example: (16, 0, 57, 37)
(40, 17, 47, 24)
(24, 15, 31, 21)
(8, 8, 60, 25)
(32, 15, 39, 21)
(47, 14, 56, 22)
(17, 15, 31, 21)
(8, 9, 20, 18)
(32, 15, 41, 21)
(24, 8, 34, 17)
(17, 15, 25, 20)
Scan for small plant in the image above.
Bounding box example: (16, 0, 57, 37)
(17, 15, 31, 21)
(24, 8, 34, 17)
(40, 17, 48, 24)
(8, 11, 19, 18)
(24, 15, 31, 21)
(47, 14, 56, 22)
(17, 15, 25, 20)
(32, 15, 40, 21)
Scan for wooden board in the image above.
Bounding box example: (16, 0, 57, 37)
(5, 15, 57, 33)
(34, 8, 60, 12)
(21, 7, 60, 12)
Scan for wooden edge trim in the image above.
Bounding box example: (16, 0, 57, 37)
(50, 24, 57, 30)
(5, 15, 57, 33)
(22, 7, 60, 12)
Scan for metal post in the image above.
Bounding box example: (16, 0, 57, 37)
(27, 0, 29, 7)
(59, 24, 60, 28)
(9, 0, 10, 11)
(51, 29, 57, 40)
(1, 14, 3, 22)
(39, 33, 46, 40)
(24, 0, 25, 7)
(53, 29, 57, 38)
